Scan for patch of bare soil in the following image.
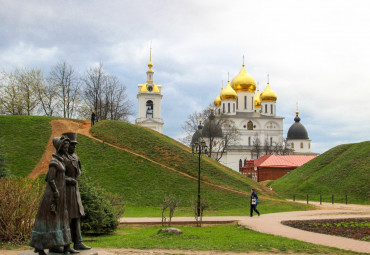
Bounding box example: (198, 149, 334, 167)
(282, 218, 370, 241)
(28, 119, 90, 178)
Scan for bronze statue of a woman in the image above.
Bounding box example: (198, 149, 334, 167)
(29, 136, 78, 255)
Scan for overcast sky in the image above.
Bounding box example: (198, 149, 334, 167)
(1, 0, 369, 153)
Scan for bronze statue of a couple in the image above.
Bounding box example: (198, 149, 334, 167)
(29, 133, 91, 255)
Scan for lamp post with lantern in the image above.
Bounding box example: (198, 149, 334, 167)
(191, 119, 208, 217)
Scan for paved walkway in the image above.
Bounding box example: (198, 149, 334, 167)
(120, 202, 370, 254)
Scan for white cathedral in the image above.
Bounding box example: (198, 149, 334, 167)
(199, 61, 313, 172)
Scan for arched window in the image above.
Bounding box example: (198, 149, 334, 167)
(244, 159, 247, 166)
(239, 159, 242, 172)
(300, 142, 304, 149)
(252, 96, 254, 110)
(270, 137, 273, 146)
(271, 104, 273, 114)
(248, 136, 251, 146)
(146, 100, 153, 118)
(218, 108, 221, 115)
(223, 103, 225, 113)
(265, 104, 267, 113)
(228, 103, 230, 113)
(291, 143, 294, 149)
(244, 96, 247, 109)
(233, 103, 235, 112)
(309, 142, 311, 149)
(236, 98, 238, 109)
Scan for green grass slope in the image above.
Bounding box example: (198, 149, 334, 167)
(0, 116, 311, 216)
(0, 115, 52, 176)
(272, 141, 370, 204)
(90, 120, 255, 194)
(77, 134, 310, 216)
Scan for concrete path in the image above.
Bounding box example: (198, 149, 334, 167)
(120, 202, 370, 254)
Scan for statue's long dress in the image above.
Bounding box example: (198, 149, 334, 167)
(29, 154, 71, 250)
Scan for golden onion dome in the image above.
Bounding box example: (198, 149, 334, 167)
(140, 83, 160, 93)
(220, 81, 237, 101)
(254, 90, 261, 107)
(231, 65, 257, 93)
(260, 83, 277, 102)
(214, 95, 221, 107)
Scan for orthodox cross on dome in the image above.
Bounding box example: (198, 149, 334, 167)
(227, 72, 230, 82)
(267, 73, 270, 85)
(296, 101, 299, 115)
(242, 55, 245, 67)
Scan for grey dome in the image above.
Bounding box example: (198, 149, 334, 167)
(201, 109, 223, 138)
(287, 114, 309, 140)
(191, 129, 203, 145)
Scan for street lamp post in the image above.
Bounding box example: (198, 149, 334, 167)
(191, 119, 208, 217)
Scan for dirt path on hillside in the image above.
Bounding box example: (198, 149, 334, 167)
(28, 120, 90, 178)
(28, 120, 253, 197)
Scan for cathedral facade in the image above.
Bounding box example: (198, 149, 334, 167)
(207, 62, 312, 172)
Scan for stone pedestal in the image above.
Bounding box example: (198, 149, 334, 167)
(19, 250, 98, 255)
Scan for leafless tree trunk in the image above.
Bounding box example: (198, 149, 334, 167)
(36, 78, 58, 116)
(252, 133, 263, 159)
(49, 61, 80, 118)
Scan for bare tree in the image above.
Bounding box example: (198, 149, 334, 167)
(83, 63, 105, 121)
(180, 106, 211, 145)
(49, 61, 80, 118)
(1, 71, 24, 115)
(36, 78, 58, 116)
(211, 119, 239, 161)
(251, 133, 263, 159)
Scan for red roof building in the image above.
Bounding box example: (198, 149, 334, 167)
(240, 155, 316, 182)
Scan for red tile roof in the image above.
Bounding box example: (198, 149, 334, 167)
(254, 155, 316, 168)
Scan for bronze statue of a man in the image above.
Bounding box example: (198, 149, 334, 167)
(62, 132, 91, 251)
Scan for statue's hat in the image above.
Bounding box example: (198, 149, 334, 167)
(62, 132, 78, 144)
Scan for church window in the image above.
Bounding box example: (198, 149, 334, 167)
(309, 142, 311, 149)
(270, 137, 273, 146)
(236, 98, 238, 109)
(265, 104, 267, 113)
(248, 137, 251, 146)
(244, 96, 247, 109)
(239, 159, 242, 172)
(291, 143, 294, 149)
(233, 103, 235, 112)
(271, 104, 273, 114)
(146, 100, 153, 118)
(244, 159, 247, 166)
(223, 103, 225, 113)
(228, 103, 230, 113)
(247, 120, 253, 130)
(218, 109, 221, 115)
(252, 96, 254, 110)
(300, 142, 304, 148)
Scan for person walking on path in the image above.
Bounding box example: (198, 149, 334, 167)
(91, 111, 96, 126)
(250, 188, 260, 217)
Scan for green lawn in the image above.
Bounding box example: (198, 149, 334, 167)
(82, 225, 359, 254)
(0, 115, 53, 176)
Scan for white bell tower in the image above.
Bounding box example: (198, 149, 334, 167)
(135, 48, 164, 133)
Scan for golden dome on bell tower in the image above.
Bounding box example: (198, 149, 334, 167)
(231, 57, 257, 93)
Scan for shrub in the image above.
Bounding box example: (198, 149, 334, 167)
(0, 177, 43, 243)
(79, 176, 119, 235)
